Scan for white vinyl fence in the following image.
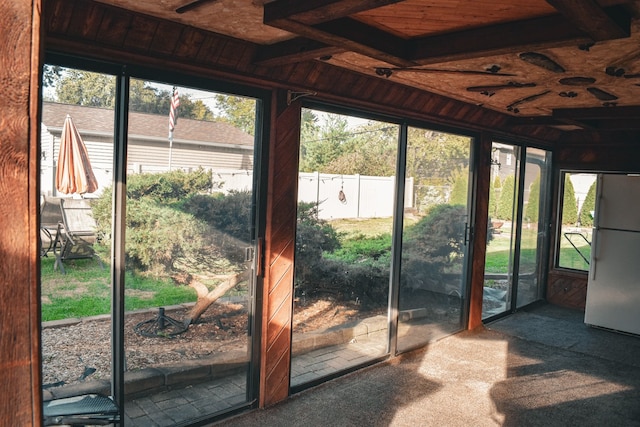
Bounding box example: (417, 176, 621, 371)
(297, 172, 414, 220)
(214, 170, 414, 220)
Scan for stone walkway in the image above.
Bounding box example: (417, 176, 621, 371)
(124, 326, 389, 426)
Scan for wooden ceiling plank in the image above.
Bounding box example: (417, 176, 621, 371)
(97, 8, 133, 48)
(410, 13, 591, 64)
(264, 0, 403, 26)
(123, 15, 158, 52)
(67, 1, 105, 41)
(149, 21, 184, 56)
(265, 16, 416, 67)
(253, 38, 344, 67)
(45, 0, 74, 34)
(544, 1, 630, 41)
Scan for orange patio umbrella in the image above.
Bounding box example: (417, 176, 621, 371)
(56, 114, 98, 195)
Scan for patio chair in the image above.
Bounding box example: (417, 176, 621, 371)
(43, 393, 119, 426)
(40, 196, 63, 258)
(53, 198, 104, 274)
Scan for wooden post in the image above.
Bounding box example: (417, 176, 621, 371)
(0, 0, 43, 424)
(467, 133, 492, 330)
(259, 89, 301, 407)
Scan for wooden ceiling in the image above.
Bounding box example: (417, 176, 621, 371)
(48, 0, 640, 137)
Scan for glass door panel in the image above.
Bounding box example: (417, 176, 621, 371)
(291, 109, 398, 388)
(482, 142, 521, 319)
(397, 128, 472, 352)
(516, 147, 551, 308)
(122, 81, 257, 424)
(40, 66, 115, 402)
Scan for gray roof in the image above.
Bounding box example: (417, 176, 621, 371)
(42, 102, 254, 147)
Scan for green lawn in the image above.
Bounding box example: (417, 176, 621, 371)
(41, 218, 591, 321)
(40, 257, 196, 321)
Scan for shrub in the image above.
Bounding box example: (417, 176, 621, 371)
(127, 168, 213, 202)
(524, 175, 540, 222)
(496, 175, 515, 220)
(448, 167, 469, 206)
(183, 190, 253, 263)
(124, 198, 206, 275)
(579, 180, 597, 227)
(403, 204, 467, 271)
(562, 175, 578, 225)
(92, 169, 240, 276)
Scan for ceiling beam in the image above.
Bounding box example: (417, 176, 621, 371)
(263, 15, 417, 67)
(409, 11, 620, 65)
(545, 1, 630, 41)
(264, 0, 403, 26)
(253, 38, 344, 67)
(263, 4, 629, 68)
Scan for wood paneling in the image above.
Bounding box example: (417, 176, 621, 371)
(547, 270, 588, 310)
(0, 0, 42, 425)
(259, 90, 301, 407)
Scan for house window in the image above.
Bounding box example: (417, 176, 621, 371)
(556, 172, 596, 271)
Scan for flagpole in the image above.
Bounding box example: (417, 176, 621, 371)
(168, 131, 173, 171)
(168, 86, 179, 171)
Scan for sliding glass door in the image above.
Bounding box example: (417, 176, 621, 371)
(122, 79, 260, 425)
(397, 127, 473, 352)
(40, 64, 116, 402)
(291, 109, 398, 388)
(482, 143, 551, 320)
(40, 58, 264, 426)
(291, 109, 476, 387)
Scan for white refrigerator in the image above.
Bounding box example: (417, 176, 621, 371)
(585, 174, 640, 336)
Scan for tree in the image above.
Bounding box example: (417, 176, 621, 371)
(579, 180, 597, 227)
(214, 94, 256, 135)
(448, 167, 469, 206)
(56, 69, 116, 107)
(562, 175, 578, 225)
(497, 175, 515, 220)
(524, 175, 541, 222)
(406, 129, 470, 187)
(322, 122, 398, 176)
(54, 70, 214, 120)
(300, 113, 352, 172)
(406, 129, 471, 211)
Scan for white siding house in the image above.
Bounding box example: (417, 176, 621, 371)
(40, 102, 254, 197)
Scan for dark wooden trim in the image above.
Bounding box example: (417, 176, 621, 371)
(553, 105, 640, 120)
(545, 1, 630, 41)
(1, 0, 43, 425)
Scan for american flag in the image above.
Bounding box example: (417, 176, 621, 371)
(169, 87, 180, 133)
